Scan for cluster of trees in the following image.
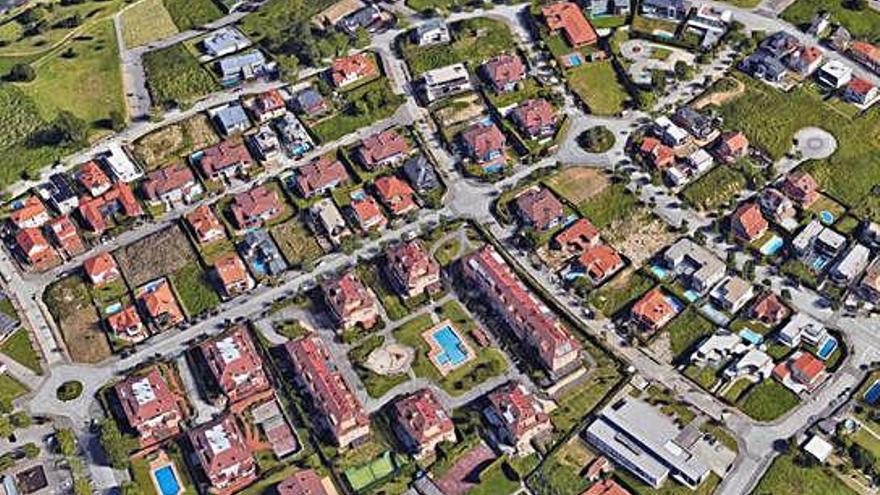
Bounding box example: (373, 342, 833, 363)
(28, 111, 89, 149)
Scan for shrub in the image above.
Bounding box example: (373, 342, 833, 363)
(56, 381, 83, 401)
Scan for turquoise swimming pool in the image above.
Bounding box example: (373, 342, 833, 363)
(760, 236, 784, 256)
(819, 210, 835, 225)
(153, 465, 181, 495)
(432, 325, 469, 367)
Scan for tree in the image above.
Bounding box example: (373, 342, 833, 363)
(10, 411, 31, 429)
(0, 454, 14, 472)
(109, 110, 126, 132)
(98, 418, 137, 470)
(0, 416, 13, 438)
(636, 90, 656, 110)
(55, 427, 77, 456)
(674, 61, 693, 81)
(21, 443, 39, 459)
(6, 63, 35, 82)
(781, 288, 792, 301)
(121, 482, 142, 495)
(651, 70, 667, 92)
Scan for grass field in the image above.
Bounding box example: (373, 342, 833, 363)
(310, 78, 404, 142)
(131, 113, 220, 170)
(576, 182, 641, 228)
(0, 374, 27, 405)
(664, 308, 715, 362)
(754, 453, 856, 495)
(44, 275, 112, 364)
(163, 0, 223, 30)
(551, 349, 623, 432)
(401, 17, 515, 76)
(739, 380, 800, 421)
(144, 44, 218, 107)
(121, 0, 179, 48)
(616, 472, 721, 495)
(0, 0, 127, 56)
(270, 217, 323, 269)
(589, 268, 655, 317)
(170, 262, 221, 317)
(565, 61, 630, 116)
(0, 329, 42, 374)
(711, 75, 880, 218)
(681, 166, 747, 211)
(782, 0, 880, 41)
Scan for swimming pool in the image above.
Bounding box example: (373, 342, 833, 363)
(568, 54, 582, 67)
(760, 236, 784, 256)
(819, 210, 835, 225)
(812, 256, 830, 271)
(739, 328, 764, 345)
(153, 465, 181, 495)
(683, 290, 701, 302)
(816, 336, 837, 360)
(432, 326, 469, 367)
(649, 264, 670, 280)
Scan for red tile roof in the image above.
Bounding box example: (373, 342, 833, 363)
(482, 53, 526, 90)
(782, 170, 819, 206)
(792, 352, 825, 382)
(374, 176, 417, 216)
(231, 185, 284, 229)
(847, 76, 875, 96)
(186, 204, 225, 244)
(717, 131, 749, 160)
(577, 244, 623, 282)
(106, 305, 143, 337)
(77, 161, 111, 194)
(47, 215, 84, 256)
(200, 326, 269, 403)
(284, 336, 369, 443)
(631, 288, 676, 330)
(189, 415, 256, 490)
(83, 252, 119, 284)
(296, 156, 350, 198)
(278, 470, 328, 495)
(731, 202, 768, 242)
(581, 480, 632, 495)
(386, 240, 440, 294)
(140, 280, 184, 328)
(751, 292, 790, 325)
(542, 2, 597, 47)
(461, 122, 506, 161)
(9, 196, 48, 228)
(330, 53, 378, 86)
(512, 98, 557, 136)
(392, 389, 454, 447)
(78, 182, 144, 233)
(198, 141, 254, 178)
(351, 193, 387, 230)
(358, 130, 410, 168)
(554, 218, 600, 252)
(322, 271, 376, 323)
(142, 164, 196, 201)
(253, 89, 286, 116)
(640, 137, 675, 169)
(486, 381, 550, 440)
(515, 188, 564, 231)
(114, 367, 181, 438)
(15, 228, 55, 267)
(215, 254, 250, 293)
(851, 41, 880, 66)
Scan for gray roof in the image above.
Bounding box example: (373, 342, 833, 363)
(403, 155, 439, 191)
(214, 104, 250, 133)
(218, 50, 267, 77)
(415, 18, 448, 37)
(241, 230, 286, 275)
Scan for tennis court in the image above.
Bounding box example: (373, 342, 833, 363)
(344, 451, 398, 492)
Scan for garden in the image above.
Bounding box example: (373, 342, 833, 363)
(400, 17, 516, 76)
(782, 0, 880, 41)
(754, 452, 856, 495)
(0, 329, 41, 374)
(565, 61, 631, 116)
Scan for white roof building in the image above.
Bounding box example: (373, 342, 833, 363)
(803, 435, 833, 463)
(829, 243, 870, 284)
(99, 142, 143, 183)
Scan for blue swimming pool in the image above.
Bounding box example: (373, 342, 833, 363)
(568, 54, 582, 67)
(432, 326, 469, 367)
(820, 210, 835, 225)
(817, 336, 838, 361)
(760, 236, 784, 256)
(812, 256, 830, 271)
(683, 290, 701, 302)
(650, 264, 670, 280)
(866, 380, 880, 405)
(739, 328, 764, 345)
(153, 465, 180, 495)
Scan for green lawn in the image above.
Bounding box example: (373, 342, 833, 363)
(665, 308, 715, 362)
(0, 330, 42, 374)
(754, 453, 857, 495)
(0, 374, 27, 405)
(169, 262, 221, 317)
(121, 0, 179, 48)
(551, 351, 623, 432)
(401, 17, 516, 76)
(310, 78, 404, 142)
(739, 380, 800, 421)
(575, 182, 641, 229)
(712, 74, 880, 219)
(723, 378, 753, 403)
(486, 78, 548, 109)
(144, 44, 218, 107)
(782, 0, 880, 41)
(357, 264, 410, 321)
(589, 269, 655, 317)
(565, 61, 630, 116)
(467, 458, 520, 495)
(163, 0, 224, 30)
(681, 166, 747, 211)
(683, 364, 719, 390)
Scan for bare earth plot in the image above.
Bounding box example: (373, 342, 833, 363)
(115, 225, 199, 287)
(544, 166, 609, 205)
(44, 276, 111, 364)
(604, 209, 676, 265)
(130, 113, 220, 170)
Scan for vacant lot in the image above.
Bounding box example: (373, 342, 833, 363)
(44, 276, 111, 364)
(310, 78, 404, 142)
(401, 18, 515, 75)
(131, 113, 219, 170)
(664, 308, 714, 362)
(755, 454, 856, 495)
(783, 0, 880, 41)
(681, 166, 747, 211)
(603, 209, 675, 265)
(738, 380, 800, 421)
(270, 217, 323, 269)
(121, 0, 179, 48)
(588, 268, 654, 317)
(170, 262, 220, 317)
(434, 93, 486, 128)
(0, 0, 127, 56)
(576, 181, 641, 229)
(544, 167, 609, 205)
(566, 61, 630, 116)
(144, 44, 218, 107)
(163, 0, 224, 30)
(0, 329, 42, 374)
(115, 225, 199, 287)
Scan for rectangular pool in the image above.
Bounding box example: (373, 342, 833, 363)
(816, 336, 837, 361)
(432, 326, 469, 367)
(760, 235, 784, 256)
(153, 465, 181, 495)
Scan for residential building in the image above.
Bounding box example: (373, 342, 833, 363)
(786, 46, 823, 76)
(200, 326, 270, 404)
(114, 367, 183, 445)
(844, 77, 879, 106)
(807, 12, 830, 36)
(99, 143, 143, 183)
(292, 88, 329, 117)
(776, 312, 824, 347)
(201, 27, 250, 58)
(816, 60, 852, 89)
(274, 113, 314, 157)
(230, 185, 284, 230)
(106, 305, 147, 343)
(278, 470, 329, 495)
(241, 229, 287, 276)
(758, 188, 796, 224)
(461, 121, 507, 173)
(741, 49, 788, 82)
(691, 331, 745, 368)
(76, 161, 112, 197)
(462, 246, 582, 376)
(631, 288, 679, 333)
(761, 31, 801, 58)
(338, 5, 385, 34)
(402, 155, 440, 192)
(709, 276, 754, 313)
(47, 215, 85, 257)
(139, 279, 184, 330)
(422, 63, 473, 102)
(585, 397, 710, 489)
(724, 348, 774, 381)
(582, 480, 632, 495)
(245, 89, 287, 123)
(391, 389, 456, 459)
(214, 254, 255, 298)
(83, 252, 119, 285)
(773, 351, 826, 391)
(189, 415, 257, 493)
(211, 104, 252, 136)
(589, 0, 631, 16)
(285, 335, 371, 448)
(330, 53, 378, 88)
(829, 243, 870, 285)
(374, 176, 418, 216)
(311, 198, 350, 246)
(77, 182, 144, 234)
(514, 187, 564, 232)
(142, 165, 202, 207)
(653, 116, 690, 148)
(639, 137, 675, 169)
(860, 259, 880, 304)
(662, 238, 725, 293)
(193, 141, 255, 180)
(248, 125, 283, 162)
(413, 19, 450, 46)
(553, 218, 600, 255)
(357, 129, 410, 170)
(640, 0, 690, 21)
(294, 156, 350, 198)
(187, 205, 226, 245)
(730, 202, 768, 242)
(542, 2, 598, 47)
(792, 220, 845, 258)
(686, 5, 730, 49)
(217, 50, 276, 85)
(749, 292, 790, 327)
(576, 245, 624, 284)
(672, 107, 716, 141)
(830, 26, 852, 52)
(36, 173, 78, 214)
(861, 221, 880, 249)
(850, 41, 880, 74)
(15, 228, 56, 270)
(781, 170, 819, 207)
(511, 98, 558, 139)
(9, 196, 49, 230)
(484, 381, 552, 455)
(385, 240, 441, 299)
(481, 54, 527, 93)
(713, 131, 748, 163)
(322, 271, 381, 331)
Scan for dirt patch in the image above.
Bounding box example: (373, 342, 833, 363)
(130, 114, 220, 170)
(693, 77, 744, 110)
(603, 209, 675, 265)
(115, 225, 199, 288)
(44, 276, 111, 364)
(435, 94, 487, 128)
(545, 167, 609, 205)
